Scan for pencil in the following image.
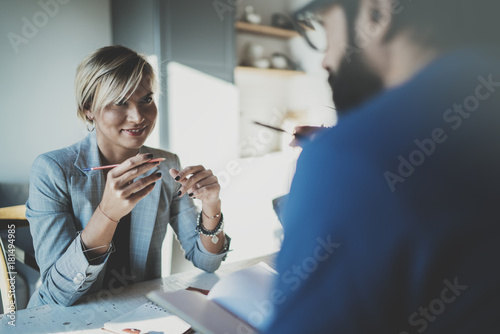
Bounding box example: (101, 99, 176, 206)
(82, 158, 166, 172)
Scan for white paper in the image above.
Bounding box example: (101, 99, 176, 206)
(103, 302, 190, 334)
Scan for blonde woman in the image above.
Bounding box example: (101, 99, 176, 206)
(26, 45, 230, 307)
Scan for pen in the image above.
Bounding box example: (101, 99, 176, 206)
(252, 121, 303, 137)
(82, 158, 166, 172)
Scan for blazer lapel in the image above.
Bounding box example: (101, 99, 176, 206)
(130, 146, 161, 282)
(72, 131, 105, 230)
(72, 135, 161, 282)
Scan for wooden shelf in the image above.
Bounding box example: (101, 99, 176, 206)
(235, 66, 305, 77)
(236, 21, 299, 39)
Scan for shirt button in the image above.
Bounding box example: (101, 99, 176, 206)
(73, 272, 85, 285)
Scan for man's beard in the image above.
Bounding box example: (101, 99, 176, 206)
(328, 52, 384, 113)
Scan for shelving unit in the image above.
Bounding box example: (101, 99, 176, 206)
(235, 22, 303, 75)
(236, 21, 299, 39)
(234, 3, 315, 159)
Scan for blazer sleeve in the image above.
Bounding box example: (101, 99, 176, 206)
(26, 154, 106, 307)
(167, 154, 229, 273)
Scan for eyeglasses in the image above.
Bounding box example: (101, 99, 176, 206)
(293, 11, 328, 53)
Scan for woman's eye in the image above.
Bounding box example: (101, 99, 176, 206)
(143, 97, 153, 103)
(115, 100, 126, 106)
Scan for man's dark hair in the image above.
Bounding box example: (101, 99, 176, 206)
(298, 0, 499, 50)
(386, 0, 499, 49)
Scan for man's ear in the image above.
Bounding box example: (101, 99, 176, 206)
(360, 0, 395, 44)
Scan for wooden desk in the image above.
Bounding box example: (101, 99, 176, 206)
(0, 254, 275, 333)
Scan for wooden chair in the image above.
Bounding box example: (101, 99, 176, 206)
(0, 205, 28, 313)
(0, 205, 32, 314)
(0, 205, 28, 224)
(0, 236, 14, 314)
(0, 205, 35, 266)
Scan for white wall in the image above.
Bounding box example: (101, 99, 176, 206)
(167, 62, 240, 171)
(0, 0, 112, 183)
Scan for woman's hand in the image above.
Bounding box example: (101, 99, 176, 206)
(171, 165, 224, 253)
(99, 153, 162, 222)
(169, 166, 220, 206)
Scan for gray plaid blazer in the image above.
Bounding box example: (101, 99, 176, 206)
(26, 132, 228, 307)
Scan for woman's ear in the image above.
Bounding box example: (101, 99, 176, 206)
(83, 104, 96, 132)
(84, 104, 94, 121)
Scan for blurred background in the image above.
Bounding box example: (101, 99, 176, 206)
(0, 0, 335, 310)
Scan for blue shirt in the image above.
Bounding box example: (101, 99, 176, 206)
(265, 47, 500, 333)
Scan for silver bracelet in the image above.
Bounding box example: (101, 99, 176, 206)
(76, 231, 115, 261)
(195, 212, 224, 244)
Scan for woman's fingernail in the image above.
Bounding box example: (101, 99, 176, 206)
(175, 176, 180, 181)
(177, 191, 182, 196)
(146, 153, 153, 159)
(155, 172, 162, 177)
(188, 193, 194, 197)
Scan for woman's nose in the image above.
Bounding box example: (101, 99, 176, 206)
(126, 104, 145, 124)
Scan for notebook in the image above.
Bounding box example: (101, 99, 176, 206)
(147, 262, 277, 334)
(102, 301, 192, 334)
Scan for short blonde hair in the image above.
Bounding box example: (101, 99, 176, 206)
(75, 45, 157, 123)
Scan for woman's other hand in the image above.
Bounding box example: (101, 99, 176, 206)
(171, 165, 224, 253)
(169, 165, 220, 206)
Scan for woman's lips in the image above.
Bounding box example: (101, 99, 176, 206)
(122, 126, 147, 137)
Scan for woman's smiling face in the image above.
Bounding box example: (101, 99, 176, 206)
(86, 76, 157, 161)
